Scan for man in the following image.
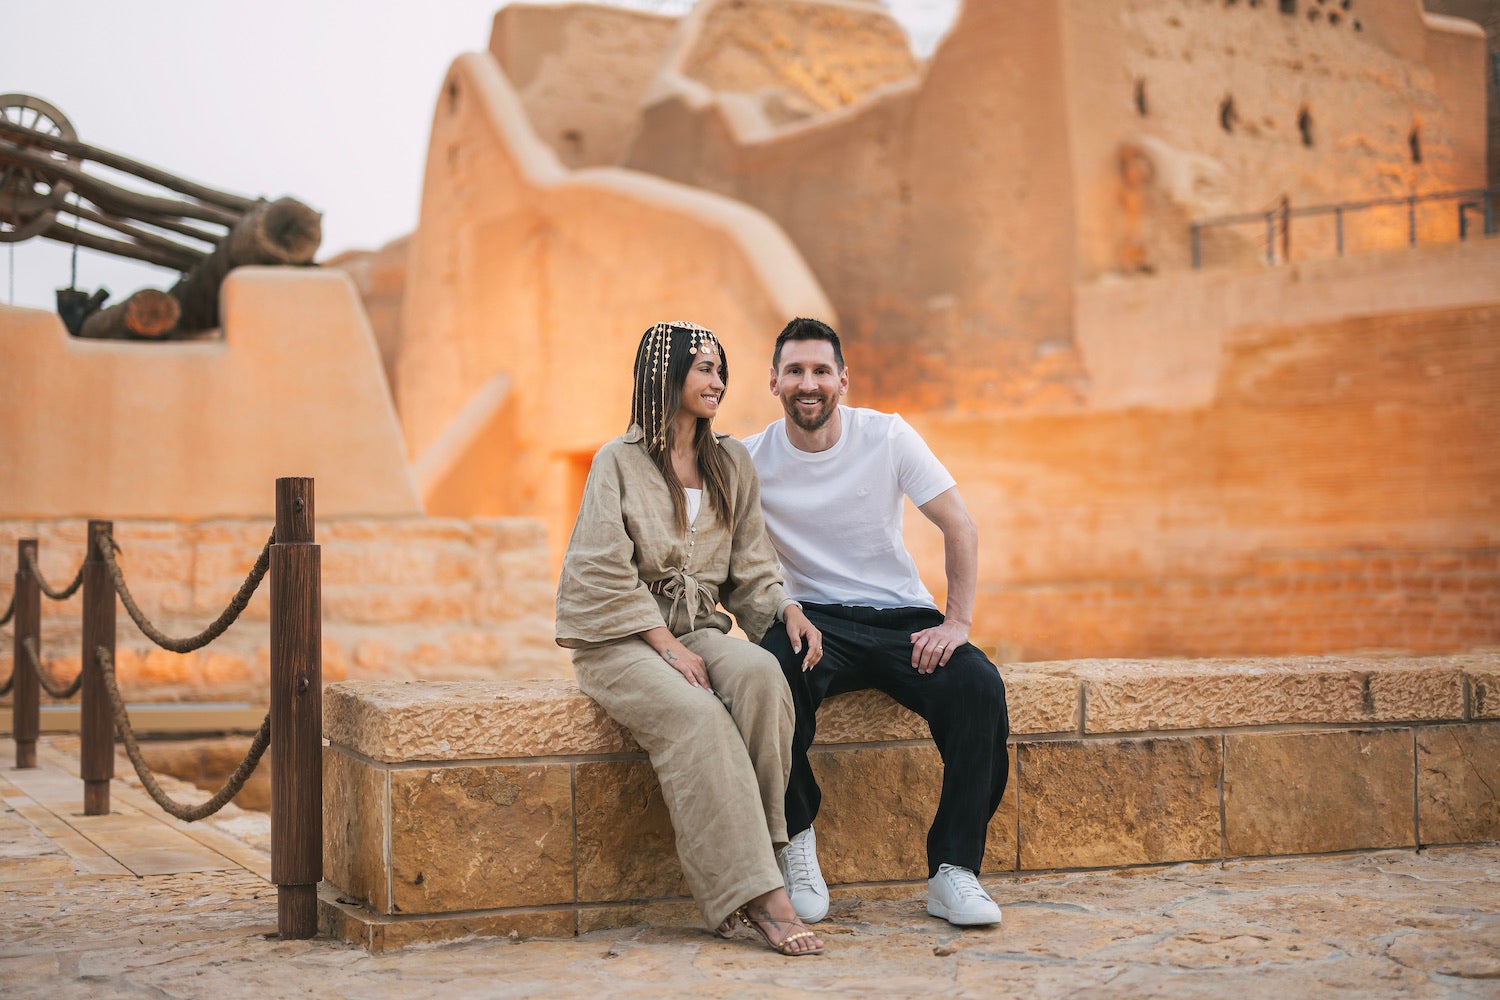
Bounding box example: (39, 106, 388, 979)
(743, 317, 1010, 927)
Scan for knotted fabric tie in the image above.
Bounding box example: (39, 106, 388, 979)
(650, 571, 716, 633)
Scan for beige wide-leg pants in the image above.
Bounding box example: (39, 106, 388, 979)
(572, 627, 793, 929)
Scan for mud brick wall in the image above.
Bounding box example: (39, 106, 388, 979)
(0, 517, 570, 708)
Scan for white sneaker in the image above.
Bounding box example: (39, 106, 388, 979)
(926, 863, 1002, 926)
(777, 827, 830, 923)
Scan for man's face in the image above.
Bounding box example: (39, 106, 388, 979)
(770, 339, 847, 432)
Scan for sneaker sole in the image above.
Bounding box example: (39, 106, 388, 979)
(926, 899, 1002, 926)
(789, 893, 829, 924)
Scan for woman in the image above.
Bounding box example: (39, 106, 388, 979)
(556, 321, 826, 957)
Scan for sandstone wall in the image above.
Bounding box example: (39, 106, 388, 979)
(0, 269, 420, 520)
(325, 235, 410, 402)
(0, 517, 569, 707)
(394, 51, 833, 553)
(624, 1, 1084, 410)
(660, 0, 919, 129)
(1068, 0, 1490, 276)
(905, 241, 1500, 660)
(321, 653, 1500, 948)
(488, 3, 681, 169)
(1425, 0, 1500, 185)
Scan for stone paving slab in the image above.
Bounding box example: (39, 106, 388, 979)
(1, 737, 1498, 998)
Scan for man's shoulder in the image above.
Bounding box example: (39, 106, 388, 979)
(741, 419, 784, 459)
(844, 405, 912, 440)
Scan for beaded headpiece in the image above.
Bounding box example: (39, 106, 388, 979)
(632, 321, 722, 452)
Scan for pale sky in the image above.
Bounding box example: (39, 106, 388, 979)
(1, 0, 956, 312)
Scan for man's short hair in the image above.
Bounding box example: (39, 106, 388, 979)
(773, 317, 846, 371)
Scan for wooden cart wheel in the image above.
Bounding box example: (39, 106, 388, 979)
(0, 93, 79, 242)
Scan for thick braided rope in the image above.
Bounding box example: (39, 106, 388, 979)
(102, 532, 273, 654)
(96, 646, 271, 822)
(22, 548, 85, 602)
(22, 636, 83, 699)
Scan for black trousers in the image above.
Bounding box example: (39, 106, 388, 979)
(761, 603, 1010, 878)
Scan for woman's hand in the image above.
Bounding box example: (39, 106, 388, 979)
(641, 627, 712, 691)
(783, 606, 823, 671)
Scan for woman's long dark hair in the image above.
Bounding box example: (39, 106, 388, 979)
(630, 322, 735, 534)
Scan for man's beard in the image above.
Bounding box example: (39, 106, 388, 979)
(784, 393, 836, 432)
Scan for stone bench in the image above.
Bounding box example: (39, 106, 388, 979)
(319, 653, 1500, 950)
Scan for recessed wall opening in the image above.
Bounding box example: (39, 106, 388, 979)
(1134, 79, 1149, 116)
(1280, 0, 1296, 14)
(1298, 107, 1314, 146)
(1409, 125, 1422, 164)
(1219, 96, 1238, 133)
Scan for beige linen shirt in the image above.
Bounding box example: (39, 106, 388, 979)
(556, 427, 790, 647)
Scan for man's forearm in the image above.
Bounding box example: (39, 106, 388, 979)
(942, 518, 979, 628)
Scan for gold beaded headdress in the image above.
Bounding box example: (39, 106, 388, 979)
(632, 321, 722, 452)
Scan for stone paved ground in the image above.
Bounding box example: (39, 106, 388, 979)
(3, 739, 1498, 999)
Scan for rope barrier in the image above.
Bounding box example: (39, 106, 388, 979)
(96, 646, 271, 822)
(21, 548, 85, 602)
(101, 532, 273, 654)
(21, 636, 82, 699)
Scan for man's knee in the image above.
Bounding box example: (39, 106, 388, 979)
(932, 650, 1008, 717)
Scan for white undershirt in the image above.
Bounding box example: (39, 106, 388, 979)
(684, 487, 701, 526)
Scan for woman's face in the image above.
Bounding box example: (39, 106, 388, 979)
(677, 348, 726, 422)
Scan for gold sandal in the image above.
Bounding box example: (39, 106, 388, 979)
(734, 906, 826, 956)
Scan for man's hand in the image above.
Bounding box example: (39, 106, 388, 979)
(910, 620, 969, 674)
(783, 605, 823, 671)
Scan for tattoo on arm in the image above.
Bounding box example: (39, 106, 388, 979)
(662, 649, 677, 663)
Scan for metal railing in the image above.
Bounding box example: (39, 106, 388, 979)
(1191, 187, 1499, 269)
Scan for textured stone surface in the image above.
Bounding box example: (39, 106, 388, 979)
(1417, 722, 1500, 846)
(1225, 730, 1416, 858)
(322, 748, 389, 913)
(576, 899, 702, 935)
(1065, 656, 1469, 733)
(328, 672, 1076, 761)
(1470, 656, 1500, 718)
(388, 763, 574, 914)
(8, 735, 1500, 992)
(811, 689, 930, 744)
(812, 745, 936, 883)
(324, 679, 637, 761)
(575, 759, 687, 903)
(1006, 671, 1082, 735)
(1017, 736, 1222, 870)
(808, 745, 1019, 883)
(322, 893, 576, 953)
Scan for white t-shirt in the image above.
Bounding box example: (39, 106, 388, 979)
(743, 405, 955, 609)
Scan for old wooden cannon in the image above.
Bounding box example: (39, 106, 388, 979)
(0, 93, 322, 338)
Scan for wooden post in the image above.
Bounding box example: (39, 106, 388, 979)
(270, 477, 322, 939)
(80, 521, 116, 815)
(12, 540, 41, 769)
